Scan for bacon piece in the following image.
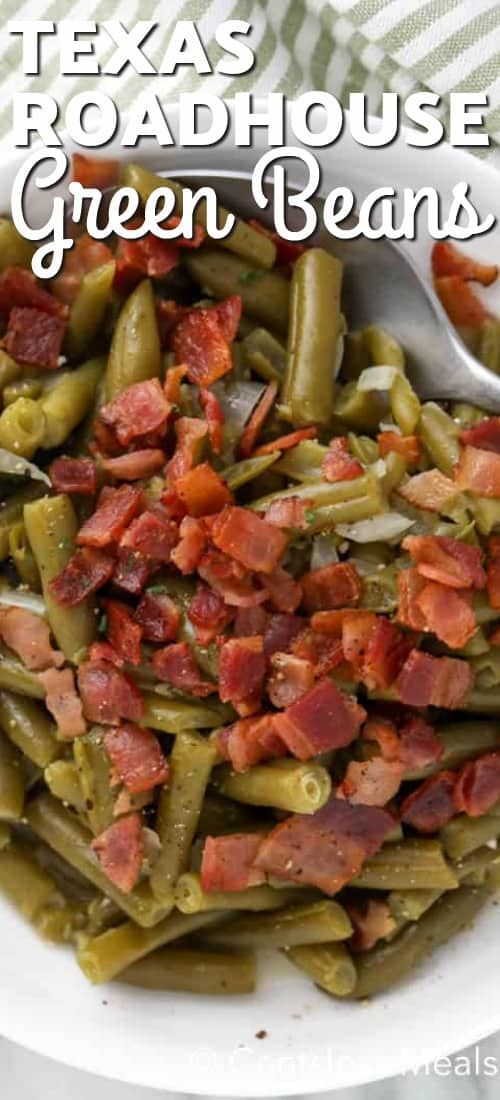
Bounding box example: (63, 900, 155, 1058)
(104, 723, 169, 793)
(172, 307, 233, 387)
(49, 548, 114, 607)
(453, 752, 500, 817)
(263, 613, 303, 659)
(267, 652, 314, 709)
(4, 307, 65, 369)
(113, 548, 150, 595)
(348, 898, 396, 952)
(254, 426, 318, 456)
(100, 379, 170, 448)
(487, 536, 500, 610)
(164, 361, 187, 403)
(302, 562, 362, 612)
(72, 153, 119, 190)
(212, 296, 242, 342)
(397, 649, 473, 709)
(401, 772, 457, 832)
(397, 568, 427, 630)
(402, 534, 486, 589)
(238, 381, 278, 459)
(337, 757, 404, 807)
(0, 607, 63, 671)
(274, 678, 365, 761)
(151, 642, 215, 697)
(341, 611, 377, 676)
(101, 449, 165, 481)
(77, 660, 143, 724)
(254, 796, 394, 894)
(188, 583, 231, 645)
(455, 445, 500, 498)
(199, 388, 224, 455)
(89, 641, 122, 667)
(377, 431, 420, 465)
(105, 599, 142, 666)
(135, 591, 180, 643)
(397, 468, 458, 513)
(49, 456, 97, 495)
(77, 486, 143, 549)
(219, 637, 266, 706)
(212, 506, 287, 575)
(52, 235, 113, 304)
(38, 667, 86, 739)
(170, 516, 206, 574)
(92, 813, 143, 894)
(174, 462, 232, 517)
(120, 510, 177, 563)
(265, 497, 310, 530)
(397, 716, 444, 771)
(322, 437, 363, 482)
(0, 267, 67, 318)
(198, 549, 268, 609)
(460, 418, 500, 455)
(248, 219, 306, 267)
(362, 617, 414, 689)
(217, 713, 286, 772)
(431, 241, 498, 286)
(435, 275, 487, 327)
(201, 833, 265, 893)
(234, 606, 268, 638)
(166, 416, 208, 485)
(416, 582, 477, 649)
(264, 566, 302, 614)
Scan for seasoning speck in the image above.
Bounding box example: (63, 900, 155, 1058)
(255, 1030, 267, 1040)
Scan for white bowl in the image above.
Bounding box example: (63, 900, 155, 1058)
(2, 105, 500, 1095)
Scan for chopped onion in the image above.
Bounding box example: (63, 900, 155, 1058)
(0, 448, 50, 486)
(379, 419, 401, 435)
(369, 458, 387, 479)
(212, 380, 266, 431)
(357, 366, 398, 392)
(336, 512, 416, 543)
(0, 588, 47, 617)
(311, 534, 339, 572)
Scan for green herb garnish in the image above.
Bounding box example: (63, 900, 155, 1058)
(305, 509, 318, 525)
(147, 584, 168, 595)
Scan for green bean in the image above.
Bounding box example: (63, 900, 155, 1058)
(460, 687, 500, 713)
(441, 811, 500, 860)
(388, 887, 444, 923)
(0, 398, 46, 458)
(215, 759, 331, 815)
(85, 894, 122, 936)
(151, 731, 216, 904)
(348, 433, 379, 465)
(0, 218, 34, 269)
(106, 279, 161, 400)
(73, 727, 115, 834)
(0, 822, 10, 849)
(0, 841, 65, 922)
(251, 469, 382, 513)
(390, 375, 421, 435)
(352, 886, 491, 999)
(24, 494, 96, 662)
(196, 793, 260, 837)
(0, 351, 22, 393)
(185, 249, 289, 335)
(8, 522, 41, 590)
(473, 591, 500, 625)
(199, 900, 352, 949)
(175, 873, 301, 915)
(418, 403, 460, 475)
(66, 263, 115, 359)
(45, 759, 87, 813)
(0, 728, 24, 820)
(454, 846, 500, 886)
(242, 328, 286, 382)
(284, 942, 356, 997)
(3, 378, 43, 405)
(351, 840, 458, 891)
(0, 484, 45, 561)
(39, 358, 104, 449)
(27, 793, 171, 928)
(477, 320, 500, 373)
(341, 331, 369, 381)
(222, 453, 278, 491)
(470, 496, 500, 536)
(282, 249, 342, 427)
(274, 440, 328, 482)
(36, 902, 87, 943)
(0, 646, 45, 698)
(141, 693, 231, 734)
(451, 402, 483, 429)
(0, 690, 59, 767)
(121, 945, 256, 994)
(360, 564, 398, 613)
(121, 164, 276, 269)
(362, 324, 405, 370)
(283, 491, 384, 535)
(405, 720, 500, 780)
(333, 382, 386, 432)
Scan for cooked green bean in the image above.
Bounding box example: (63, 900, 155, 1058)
(363, 324, 405, 370)
(250, 469, 382, 513)
(214, 760, 331, 815)
(406, 720, 500, 780)
(441, 810, 500, 860)
(0, 841, 65, 922)
(141, 693, 230, 734)
(185, 248, 289, 335)
(85, 894, 122, 936)
(0, 351, 22, 393)
(39, 358, 104, 449)
(175, 872, 300, 915)
(388, 887, 443, 924)
(66, 263, 115, 359)
(0, 690, 59, 767)
(282, 249, 342, 426)
(45, 759, 87, 813)
(454, 846, 500, 886)
(0, 647, 45, 698)
(199, 900, 352, 949)
(222, 453, 278, 491)
(0, 218, 34, 268)
(106, 279, 161, 400)
(476, 320, 500, 373)
(0, 398, 46, 458)
(0, 728, 24, 820)
(242, 328, 286, 382)
(196, 793, 260, 837)
(273, 439, 327, 482)
(284, 942, 356, 997)
(351, 840, 458, 891)
(73, 727, 115, 834)
(418, 402, 460, 475)
(333, 382, 386, 432)
(121, 945, 256, 994)
(0, 484, 45, 561)
(8, 522, 41, 590)
(3, 378, 43, 405)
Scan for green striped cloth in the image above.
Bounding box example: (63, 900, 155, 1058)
(1, 0, 499, 162)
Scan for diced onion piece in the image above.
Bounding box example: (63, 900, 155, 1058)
(336, 512, 415, 543)
(0, 587, 47, 616)
(357, 366, 398, 392)
(0, 448, 50, 486)
(310, 533, 339, 572)
(212, 380, 266, 431)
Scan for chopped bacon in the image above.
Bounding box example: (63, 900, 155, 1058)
(274, 678, 365, 761)
(38, 667, 86, 739)
(455, 445, 500, 498)
(401, 772, 457, 832)
(0, 267, 66, 318)
(362, 617, 414, 689)
(105, 600, 142, 666)
(348, 898, 396, 952)
(101, 449, 165, 481)
(337, 757, 404, 807)
(104, 723, 169, 793)
(460, 418, 500, 454)
(402, 535, 486, 589)
(115, 227, 192, 288)
(0, 607, 63, 671)
(120, 510, 177, 563)
(201, 833, 265, 893)
(49, 456, 97, 495)
(212, 506, 287, 575)
(397, 649, 473, 709)
(265, 497, 310, 530)
(172, 307, 233, 387)
(397, 716, 444, 772)
(310, 610, 345, 636)
(135, 591, 180, 643)
(264, 566, 302, 614)
(92, 813, 143, 894)
(89, 641, 122, 667)
(100, 380, 170, 448)
(198, 549, 268, 609)
(247, 219, 306, 267)
(310, 634, 345, 678)
(263, 613, 303, 659)
(113, 548, 150, 595)
(234, 606, 269, 638)
(151, 642, 215, 697)
(77, 660, 144, 724)
(72, 153, 119, 190)
(77, 485, 143, 549)
(322, 437, 363, 482)
(397, 568, 427, 630)
(170, 515, 207, 574)
(199, 388, 224, 455)
(49, 547, 114, 607)
(377, 432, 420, 465)
(219, 637, 266, 706)
(254, 426, 318, 456)
(217, 713, 286, 772)
(487, 536, 500, 610)
(174, 462, 232, 517)
(52, 235, 113, 305)
(397, 468, 458, 513)
(267, 652, 314, 709)
(339, 611, 376, 676)
(166, 416, 208, 483)
(431, 242, 498, 287)
(453, 752, 500, 817)
(212, 296, 242, 342)
(188, 582, 231, 645)
(254, 796, 394, 894)
(238, 381, 278, 459)
(416, 581, 477, 649)
(302, 561, 362, 612)
(3, 307, 65, 369)
(164, 361, 187, 402)
(435, 275, 488, 327)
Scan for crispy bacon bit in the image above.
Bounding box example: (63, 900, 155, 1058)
(397, 468, 458, 513)
(397, 649, 473, 709)
(341, 611, 377, 675)
(174, 462, 232, 517)
(302, 561, 362, 612)
(164, 361, 187, 403)
(212, 296, 242, 342)
(460, 418, 500, 454)
(212, 506, 287, 575)
(38, 667, 86, 739)
(0, 267, 67, 318)
(254, 426, 318, 456)
(397, 568, 427, 630)
(455, 445, 500, 499)
(337, 757, 404, 807)
(52, 235, 113, 305)
(219, 637, 266, 706)
(432, 242, 498, 286)
(453, 752, 500, 817)
(113, 548, 150, 595)
(0, 607, 63, 671)
(89, 641, 122, 667)
(487, 537, 500, 610)
(100, 380, 170, 448)
(101, 449, 165, 481)
(217, 713, 286, 772)
(238, 381, 279, 459)
(4, 307, 65, 369)
(105, 600, 142, 666)
(172, 307, 233, 387)
(322, 437, 363, 482)
(348, 898, 396, 952)
(171, 516, 207, 574)
(151, 642, 215, 697)
(254, 796, 393, 894)
(77, 486, 143, 549)
(263, 613, 303, 659)
(234, 606, 269, 638)
(274, 678, 365, 761)
(188, 583, 231, 645)
(199, 388, 224, 455)
(264, 566, 302, 614)
(104, 723, 169, 793)
(402, 534, 486, 589)
(201, 833, 266, 893)
(135, 591, 180, 643)
(198, 549, 267, 609)
(362, 617, 414, 689)
(397, 716, 444, 772)
(435, 275, 488, 327)
(120, 510, 177, 563)
(267, 652, 314, 709)
(265, 497, 310, 530)
(416, 582, 477, 649)
(166, 416, 208, 484)
(248, 219, 305, 267)
(72, 153, 119, 190)
(77, 660, 144, 724)
(92, 813, 143, 894)
(49, 548, 114, 607)
(377, 432, 420, 465)
(401, 772, 457, 832)
(49, 456, 97, 495)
